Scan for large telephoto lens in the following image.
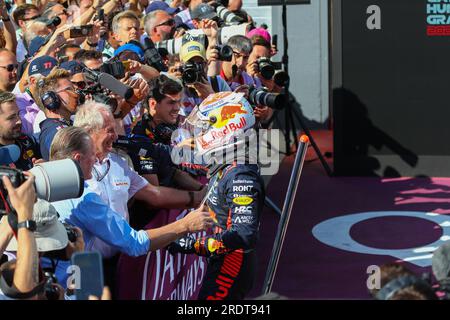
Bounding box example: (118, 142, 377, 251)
(29, 159, 84, 202)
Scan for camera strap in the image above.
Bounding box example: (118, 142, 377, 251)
(210, 76, 220, 93)
(0, 268, 46, 299)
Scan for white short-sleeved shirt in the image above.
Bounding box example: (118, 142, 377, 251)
(85, 151, 148, 258)
(86, 151, 148, 222)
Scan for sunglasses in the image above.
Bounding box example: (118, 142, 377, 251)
(0, 64, 18, 72)
(22, 14, 41, 21)
(155, 19, 175, 28)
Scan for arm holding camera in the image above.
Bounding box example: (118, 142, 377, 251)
(0, 216, 13, 257)
(127, 60, 160, 82)
(203, 19, 222, 77)
(0, 1, 17, 54)
(2, 173, 39, 297)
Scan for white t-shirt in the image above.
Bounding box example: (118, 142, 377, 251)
(86, 152, 148, 258)
(33, 110, 46, 135)
(86, 152, 148, 222)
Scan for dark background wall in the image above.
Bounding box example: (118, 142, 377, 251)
(332, 0, 450, 177)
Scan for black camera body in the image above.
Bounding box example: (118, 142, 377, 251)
(256, 57, 275, 80)
(0, 167, 27, 215)
(79, 84, 118, 114)
(43, 272, 60, 300)
(181, 62, 204, 84)
(216, 45, 233, 61)
(65, 224, 78, 243)
(101, 60, 126, 79)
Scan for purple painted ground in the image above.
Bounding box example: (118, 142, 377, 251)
(247, 130, 450, 299)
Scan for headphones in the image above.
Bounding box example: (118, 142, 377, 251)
(38, 79, 62, 111)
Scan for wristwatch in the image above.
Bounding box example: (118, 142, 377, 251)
(17, 220, 37, 232)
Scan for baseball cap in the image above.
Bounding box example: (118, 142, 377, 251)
(28, 55, 58, 77)
(179, 41, 206, 63)
(60, 60, 84, 75)
(28, 36, 47, 57)
(146, 0, 179, 15)
(114, 42, 145, 62)
(190, 3, 217, 21)
(6, 199, 69, 252)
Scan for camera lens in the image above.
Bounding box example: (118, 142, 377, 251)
(181, 64, 200, 84)
(258, 59, 275, 80)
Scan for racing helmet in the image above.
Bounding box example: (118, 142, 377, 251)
(181, 92, 256, 165)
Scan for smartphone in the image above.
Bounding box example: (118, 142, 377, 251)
(272, 34, 278, 48)
(97, 8, 105, 22)
(71, 251, 104, 300)
(69, 25, 94, 38)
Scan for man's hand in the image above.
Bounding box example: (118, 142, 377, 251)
(2, 172, 36, 221)
(254, 105, 272, 121)
(189, 77, 214, 100)
(207, 46, 219, 63)
(169, 0, 182, 8)
(233, 84, 249, 98)
(246, 60, 259, 78)
(181, 204, 213, 233)
(31, 158, 45, 165)
(89, 287, 112, 300)
(65, 226, 85, 258)
(124, 77, 150, 105)
(202, 19, 218, 45)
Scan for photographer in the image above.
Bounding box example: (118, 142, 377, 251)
(18, 55, 58, 135)
(0, 49, 18, 93)
(11, 3, 40, 62)
(5, 199, 85, 294)
(178, 40, 230, 116)
(219, 35, 275, 122)
(111, 10, 141, 48)
(49, 126, 213, 292)
(0, 172, 39, 299)
(131, 74, 205, 188)
(73, 101, 207, 216)
(144, 9, 180, 43)
(176, 0, 206, 30)
(37, 67, 81, 160)
(0, 91, 42, 170)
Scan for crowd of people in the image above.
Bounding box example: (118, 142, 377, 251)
(0, 0, 284, 300)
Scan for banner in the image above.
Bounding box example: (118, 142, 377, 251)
(116, 207, 208, 300)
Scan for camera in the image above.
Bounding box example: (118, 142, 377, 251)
(256, 57, 275, 80)
(0, 159, 84, 215)
(180, 62, 204, 84)
(43, 272, 60, 300)
(68, 25, 94, 38)
(101, 60, 126, 79)
(65, 224, 78, 243)
(212, 1, 245, 25)
(216, 44, 233, 61)
(155, 23, 252, 55)
(79, 84, 119, 114)
(248, 86, 284, 110)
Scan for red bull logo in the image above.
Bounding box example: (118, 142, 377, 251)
(197, 117, 248, 149)
(220, 105, 247, 121)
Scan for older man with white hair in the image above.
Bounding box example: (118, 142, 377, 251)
(73, 101, 207, 257)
